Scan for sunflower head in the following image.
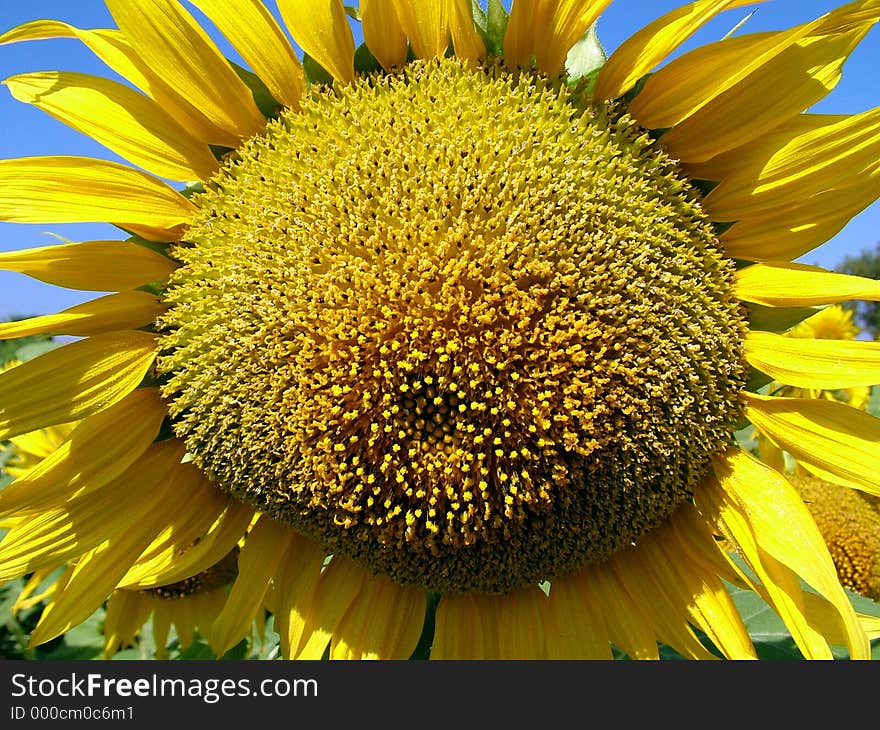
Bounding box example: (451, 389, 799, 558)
(157, 57, 747, 593)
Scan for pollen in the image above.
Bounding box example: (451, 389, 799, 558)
(158, 58, 746, 593)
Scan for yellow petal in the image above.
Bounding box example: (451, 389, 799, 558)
(103, 590, 152, 658)
(857, 613, 880, 641)
(361, 0, 408, 70)
(644, 519, 757, 659)
(745, 330, 880, 389)
(0, 156, 196, 234)
(210, 515, 294, 656)
(610, 546, 720, 660)
(699, 449, 868, 659)
(700, 108, 880, 222)
(0, 331, 157, 441)
(505, 0, 611, 74)
(152, 601, 172, 658)
(172, 597, 197, 651)
(186, 0, 305, 109)
(105, 0, 265, 143)
(658, 24, 874, 163)
(743, 392, 880, 498)
(736, 262, 880, 307)
(4, 71, 219, 182)
(539, 0, 612, 76)
(294, 557, 366, 659)
(0, 440, 184, 582)
(120, 500, 254, 588)
(0, 20, 242, 149)
(446, 0, 486, 63)
(718, 181, 880, 261)
(0, 21, 155, 94)
(392, 0, 447, 60)
(627, 2, 878, 136)
(277, 0, 355, 84)
(593, 0, 762, 100)
(488, 586, 549, 659)
(503, 0, 540, 67)
(430, 593, 487, 659)
(120, 465, 230, 574)
(0, 388, 167, 518)
(587, 562, 660, 659)
(0, 291, 165, 340)
(546, 568, 613, 659)
(0, 239, 176, 292)
(9, 425, 72, 460)
(31, 462, 194, 646)
(801, 592, 880, 648)
(272, 533, 326, 659)
(331, 577, 425, 660)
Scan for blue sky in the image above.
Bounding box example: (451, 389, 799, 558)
(0, 0, 879, 319)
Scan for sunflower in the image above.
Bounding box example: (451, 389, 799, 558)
(2, 0, 880, 661)
(0, 375, 252, 660)
(788, 473, 880, 603)
(102, 548, 247, 659)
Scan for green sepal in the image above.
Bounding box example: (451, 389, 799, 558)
(122, 233, 175, 258)
(620, 73, 650, 104)
(747, 302, 822, 334)
(208, 143, 236, 162)
(344, 4, 361, 22)
(230, 59, 282, 119)
(692, 179, 719, 199)
(182, 181, 206, 199)
(354, 42, 383, 75)
(472, 0, 508, 58)
(565, 23, 606, 90)
(302, 53, 334, 87)
(744, 366, 773, 394)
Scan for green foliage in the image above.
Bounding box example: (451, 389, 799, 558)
(0, 332, 57, 367)
(836, 241, 880, 339)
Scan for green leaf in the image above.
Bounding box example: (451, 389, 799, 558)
(727, 585, 805, 660)
(725, 554, 880, 660)
(302, 54, 334, 87)
(344, 4, 361, 22)
(11, 337, 61, 363)
(565, 24, 606, 89)
(36, 608, 106, 660)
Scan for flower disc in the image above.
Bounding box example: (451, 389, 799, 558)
(159, 59, 747, 593)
